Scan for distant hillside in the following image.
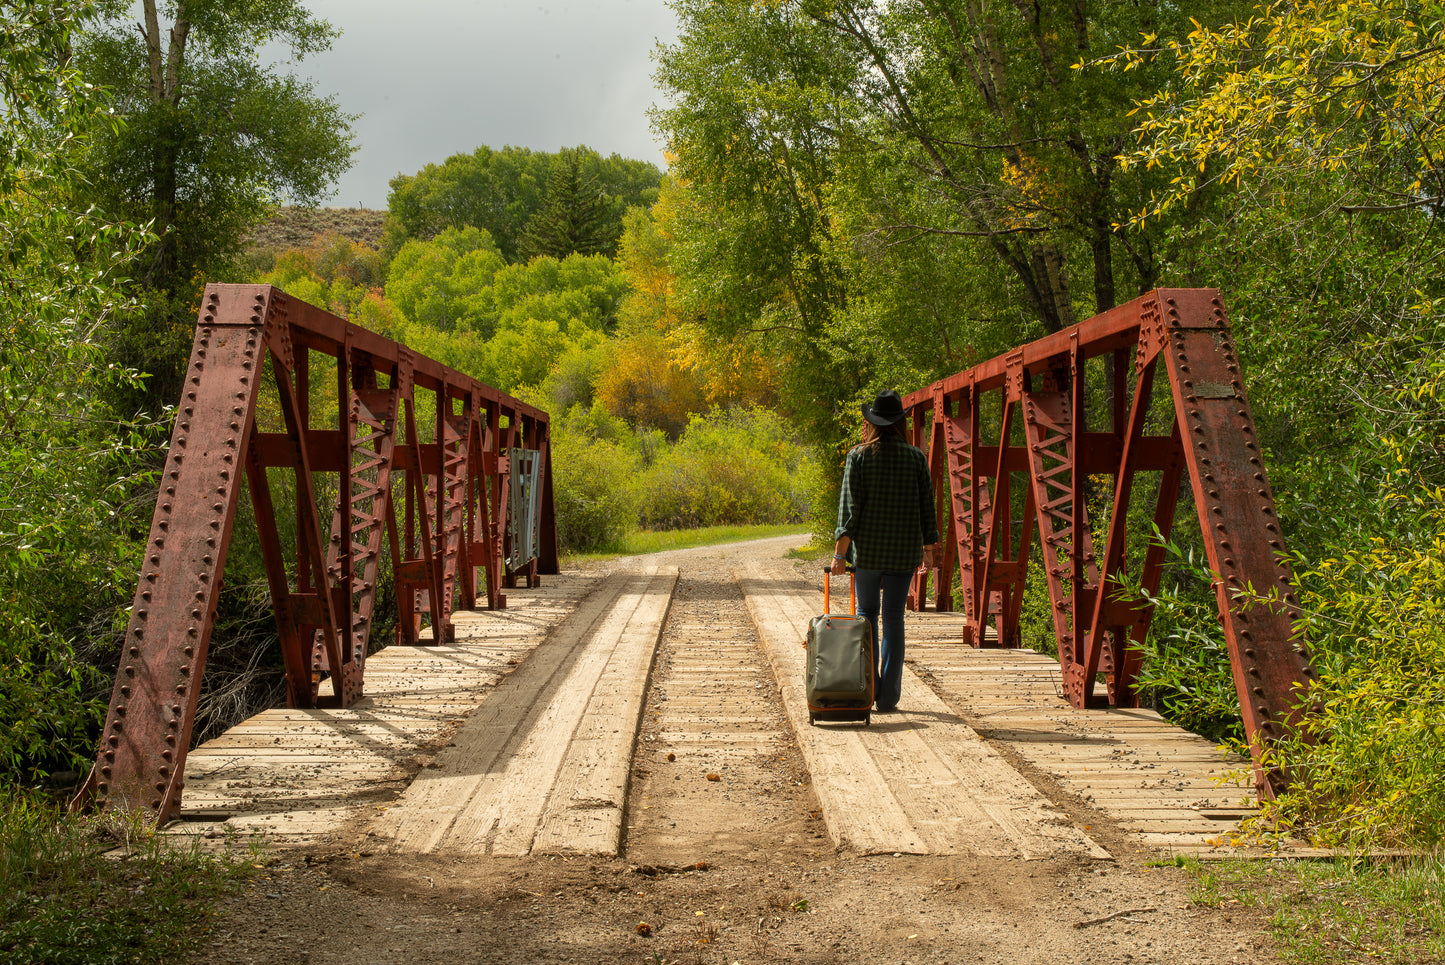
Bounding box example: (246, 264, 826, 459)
(246, 206, 386, 253)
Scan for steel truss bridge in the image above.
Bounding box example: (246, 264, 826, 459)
(75, 285, 1311, 821)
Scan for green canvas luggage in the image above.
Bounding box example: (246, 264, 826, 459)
(804, 568, 873, 725)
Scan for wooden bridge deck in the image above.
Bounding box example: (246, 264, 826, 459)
(906, 644, 1254, 854)
(172, 574, 597, 844)
(372, 567, 676, 856)
(167, 558, 1257, 858)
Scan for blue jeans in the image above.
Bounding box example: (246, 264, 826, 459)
(854, 569, 912, 710)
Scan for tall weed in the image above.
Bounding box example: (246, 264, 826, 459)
(1129, 543, 1249, 746)
(0, 791, 255, 964)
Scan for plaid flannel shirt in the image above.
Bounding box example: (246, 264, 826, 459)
(834, 439, 939, 572)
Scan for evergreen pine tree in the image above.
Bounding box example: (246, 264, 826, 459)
(518, 151, 620, 260)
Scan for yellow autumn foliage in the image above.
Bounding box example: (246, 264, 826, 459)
(1102, 1, 1445, 223)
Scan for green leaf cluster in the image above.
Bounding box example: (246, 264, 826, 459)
(1, 1, 159, 785)
(1110, 0, 1445, 223)
(376, 228, 625, 396)
(1260, 468, 1445, 848)
(76, 0, 355, 411)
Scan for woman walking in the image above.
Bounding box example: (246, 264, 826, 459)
(830, 390, 939, 713)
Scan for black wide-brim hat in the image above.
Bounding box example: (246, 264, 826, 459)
(861, 389, 906, 427)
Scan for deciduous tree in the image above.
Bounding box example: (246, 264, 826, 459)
(654, 0, 854, 438)
(78, 0, 354, 410)
(385, 226, 506, 333)
(654, 0, 1254, 459)
(1116, 1, 1445, 221)
(616, 179, 780, 410)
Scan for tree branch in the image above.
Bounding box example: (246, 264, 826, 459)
(878, 222, 1049, 245)
(1073, 907, 1156, 929)
(1340, 197, 1442, 214)
(743, 324, 804, 335)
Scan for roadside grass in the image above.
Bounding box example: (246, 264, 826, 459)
(1178, 852, 1445, 964)
(785, 537, 830, 561)
(563, 523, 812, 562)
(0, 790, 261, 965)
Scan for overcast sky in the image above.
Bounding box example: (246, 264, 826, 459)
(278, 0, 680, 209)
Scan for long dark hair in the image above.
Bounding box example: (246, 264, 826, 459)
(861, 419, 906, 451)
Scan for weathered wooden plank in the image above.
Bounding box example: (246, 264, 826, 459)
(536, 567, 677, 856)
(375, 572, 634, 853)
(377, 567, 677, 858)
(470, 573, 657, 857)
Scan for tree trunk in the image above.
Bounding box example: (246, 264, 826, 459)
(139, 0, 190, 287)
(1034, 243, 1076, 332)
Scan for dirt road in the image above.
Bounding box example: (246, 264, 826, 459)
(194, 537, 1273, 965)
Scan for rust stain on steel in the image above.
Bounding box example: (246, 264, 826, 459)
(73, 284, 558, 823)
(904, 289, 1314, 799)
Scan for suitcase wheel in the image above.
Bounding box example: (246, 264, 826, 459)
(808, 713, 816, 726)
(864, 713, 871, 727)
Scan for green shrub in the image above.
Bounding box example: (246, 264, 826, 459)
(1018, 561, 1057, 655)
(1138, 444, 1445, 847)
(1127, 543, 1248, 745)
(550, 405, 642, 552)
(0, 635, 111, 789)
(639, 408, 813, 529)
(807, 444, 841, 547)
(1, 4, 157, 785)
(1260, 464, 1445, 848)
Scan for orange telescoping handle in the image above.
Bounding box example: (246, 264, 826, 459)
(820, 566, 857, 615)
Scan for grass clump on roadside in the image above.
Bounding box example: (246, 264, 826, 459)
(0, 790, 259, 965)
(1179, 853, 1445, 965)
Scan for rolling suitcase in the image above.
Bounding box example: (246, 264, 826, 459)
(804, 567, 873, 725)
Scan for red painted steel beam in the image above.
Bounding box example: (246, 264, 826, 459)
(903, 289, 1316, 798)
(72, 285, 557, 822)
